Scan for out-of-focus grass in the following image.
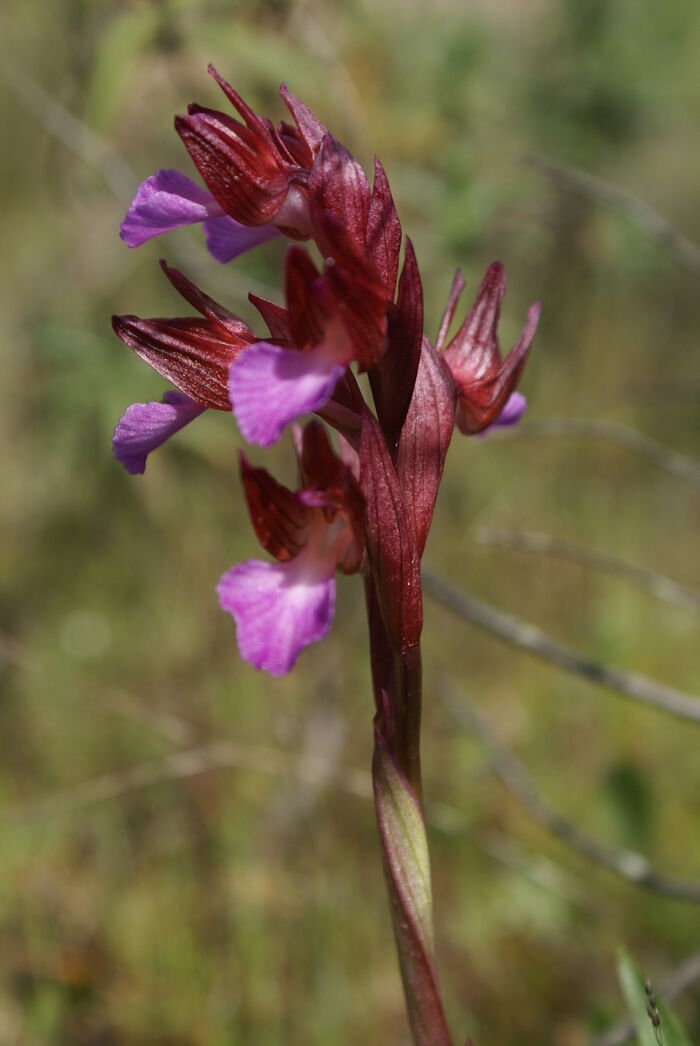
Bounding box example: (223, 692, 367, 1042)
(1, 0, 699, 1042)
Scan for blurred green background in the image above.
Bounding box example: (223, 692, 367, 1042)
(1, 0, 699, 1043)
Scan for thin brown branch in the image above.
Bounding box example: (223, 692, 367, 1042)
(3, 60, 136, 203)
(2, 740, 373, 822)
(0, 629, 198, 747)
(422, 569, 700, 724)
(525, 153, 700, 276)
(478, 527, 700, 615)
(439, 679, 700, 904)
(285, 5, 371, 149)
(488, 417, 700, 491)
(593, 948, 700, 1046)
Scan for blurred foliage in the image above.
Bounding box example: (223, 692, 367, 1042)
(1, 0, 699, 1043)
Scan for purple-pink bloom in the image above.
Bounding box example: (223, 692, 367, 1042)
(175, 67, 326, 235)
(218, 424, 365, 674)
(120, 168, 279, 261)
(229, 337, 349, 447)
(228, 232, 387, 447)
(217, 542, 336, 676)
(112, 390, 205, 474)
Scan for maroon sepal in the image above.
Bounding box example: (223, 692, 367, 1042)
(248, 293, 292, 343)
(365, 157, 402, 300)
(298, 422, 365, 574)
(359, 410, 422, 653)
(330, 370, 365, 415)
(398, 336, 457, 557)
(314, 211, 388, 369)
(112, 316, 245, 411)
(160, 260, 252, 341)
(113, 264, 257, 410)
(284, 246, 329, 348)
(176, 105, 292, 225)
(443, 261, 540, 434)
(369, 238, 423, 454)
(279, 83, 327, 160)
(239, 454, 312, 561)
(307, 134, 371, 256)
(435, 267, 465, 353)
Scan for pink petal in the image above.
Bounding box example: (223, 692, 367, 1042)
(473, 392, 528, 437)
(493, 390, 527, 427)
(217, 556, 335, 675)
(113, 391, 205, 474)
(229, 341, 346, 447)
(120, 169, 223, 247)
(203, 214, 280, 263)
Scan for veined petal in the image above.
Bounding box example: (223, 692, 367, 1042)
(229, 341, 346, 447)
(112, 314, 248, 411)
(435, 268, 466, 353)
(308, 134, 370, 255)
(120, 169, 223, 247)
(444, 261, 505, 383)
(280, 83, 327, 157)
(240, 455, 312, 560)
(218, 555, 335, 675)
(203, 214, 280, 263)
(113, 391, 205, 474)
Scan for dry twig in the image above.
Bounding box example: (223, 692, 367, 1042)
(526, 153, 700, 276)
(1, 740, 373, 822)
(488, 417, 700, 491)
(2, 62, 277, 304)
(478, 528, 700, 615)
(422, 569, 700, 724)
(440, 679, 700, 904)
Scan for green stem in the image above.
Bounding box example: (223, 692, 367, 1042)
(393, 644, 423, 801)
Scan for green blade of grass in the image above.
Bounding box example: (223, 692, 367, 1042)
(617, 948, 692, 1046)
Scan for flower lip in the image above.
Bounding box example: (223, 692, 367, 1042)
(219, 421, 367, 676)
(217, 551, 336, 676)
